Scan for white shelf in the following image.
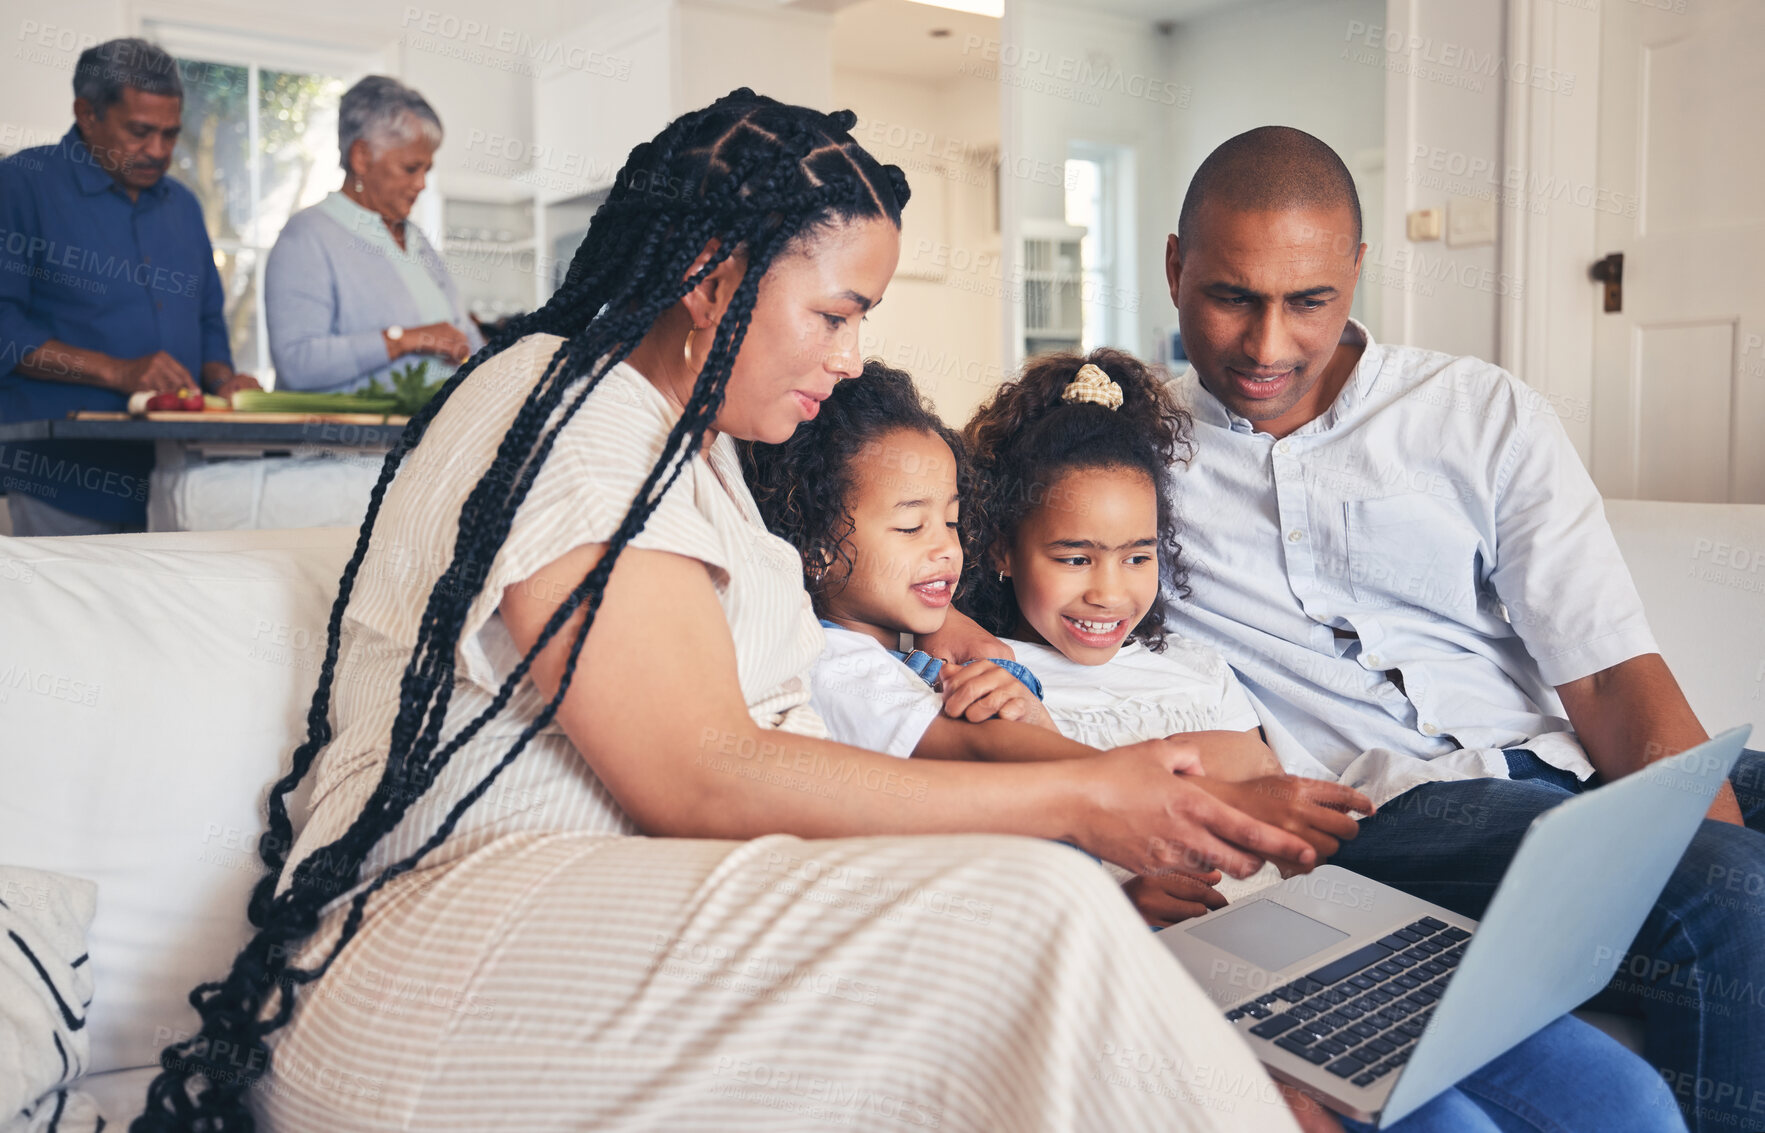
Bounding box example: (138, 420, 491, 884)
(442, 238, 536, 256)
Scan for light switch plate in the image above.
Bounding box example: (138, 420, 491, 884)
(1406, 207, 1443, 242)
(1446, 196, 1498, 246)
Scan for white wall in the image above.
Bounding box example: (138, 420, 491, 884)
(678, 0, 832, 119)
(1376, 0, 1509, 359)
(835, 66, 1002, 427)
(5, 0, 131, 153)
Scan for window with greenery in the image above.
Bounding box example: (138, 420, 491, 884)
(1064, 144, 1135, 355)
(161, 49, 348, 383)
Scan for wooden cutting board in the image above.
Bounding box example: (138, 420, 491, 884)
(73, 411, 411, 425)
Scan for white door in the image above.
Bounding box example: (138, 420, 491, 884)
(1588, 0, 1765, 504)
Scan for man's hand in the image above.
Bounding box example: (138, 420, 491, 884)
(1281, 1085, 1346, 1133)
(939, 661, 1058, 730)
(917, 606, 1013, 666)
(207, 372, 261, 398)
(110, 350, 194, 394)
(1191, 775, 1371, 873)
(1123, 867, 1227, 927)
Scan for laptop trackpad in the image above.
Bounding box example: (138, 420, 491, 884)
(1188, 899, 1350, 973)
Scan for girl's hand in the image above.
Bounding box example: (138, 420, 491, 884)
(1123, 866, 1227, 927)
(918, 607, 1012, 666)
(1069, 740, 1319, 879)
(1189, 775, 1372, 874)
(1180, 728, 1284, 781)
(1115, 734, 1207, 776)
(939, 661, 1059, 731)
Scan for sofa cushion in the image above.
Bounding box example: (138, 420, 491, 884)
(1602, 499, 1765, 735)
(0, 527, 355, 1075)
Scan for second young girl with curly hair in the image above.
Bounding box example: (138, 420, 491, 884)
(961, 349, 1301, 922)
(963, 350, 1286, 775)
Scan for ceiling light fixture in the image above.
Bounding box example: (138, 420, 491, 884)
(903, 0, 1004, 19)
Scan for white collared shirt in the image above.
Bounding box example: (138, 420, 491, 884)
(810, 624, 942, 759)
(1165, 319, 1658, 808)
(1000, 637, 1259, 750)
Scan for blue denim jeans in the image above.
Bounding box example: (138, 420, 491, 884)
(1329, 748, 1765, 1133)
(1340, 1014, 1684, 1132)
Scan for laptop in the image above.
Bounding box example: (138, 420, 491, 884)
(1159, 725, 1751, 1126)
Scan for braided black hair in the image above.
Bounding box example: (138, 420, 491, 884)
(740, 359, 965, 613)
(958, 348, 1192, 652)
(133, 89, 908, 1131)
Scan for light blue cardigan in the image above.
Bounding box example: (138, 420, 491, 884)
(265, 193, 485, 392)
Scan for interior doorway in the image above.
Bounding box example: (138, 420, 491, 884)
(1586, 0, 1765, 504)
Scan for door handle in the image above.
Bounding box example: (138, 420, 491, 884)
(1590, 252, 1623, 313)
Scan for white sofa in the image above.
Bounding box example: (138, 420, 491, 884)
(1, 501, 1761, 1125)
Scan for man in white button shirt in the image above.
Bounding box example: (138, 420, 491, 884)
(1160, 126, 1764, 1133)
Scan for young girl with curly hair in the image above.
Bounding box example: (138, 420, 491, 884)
(963, 351, 1285, 767)
(960, 348, 1293, 921)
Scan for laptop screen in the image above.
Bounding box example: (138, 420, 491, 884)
(1186, 898, 1349, 973)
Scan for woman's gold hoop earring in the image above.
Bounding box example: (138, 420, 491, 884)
(683, 327, 701, 371)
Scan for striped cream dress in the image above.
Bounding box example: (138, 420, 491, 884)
(254, 335, 1298, 1132)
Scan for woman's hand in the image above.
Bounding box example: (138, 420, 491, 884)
(918, 607, 1013, 666)
(1189, 775, 1372, 874)
(1122, 866, 1227, 927)
(387, 321, 472, 364)
(938, 661, 1058, 731)
(1068, 740, 1321, 879)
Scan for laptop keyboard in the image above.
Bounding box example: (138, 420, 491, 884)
(1222, 916, 1473, 1088)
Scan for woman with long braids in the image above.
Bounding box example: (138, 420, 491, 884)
(134, 91, 1370, 1133)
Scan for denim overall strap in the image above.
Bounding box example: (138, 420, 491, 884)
(819, 620, 1043, 699)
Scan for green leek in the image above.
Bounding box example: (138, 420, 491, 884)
(231, 390, 400, 414)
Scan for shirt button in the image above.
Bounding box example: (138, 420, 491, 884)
(1276, 441, 1292, 455)
(1422, 723, 1439, 736)
(1366, 653, 1382, 667)
(1287, 529, 1304, 543)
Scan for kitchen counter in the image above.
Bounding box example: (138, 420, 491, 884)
(0, 416, 406, 448)
(0, 415, 409, 531)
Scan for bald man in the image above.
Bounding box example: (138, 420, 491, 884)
(1161, 126, 1763, 1133)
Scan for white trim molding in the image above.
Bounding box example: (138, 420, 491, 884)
(1499, 0, 1602, 458)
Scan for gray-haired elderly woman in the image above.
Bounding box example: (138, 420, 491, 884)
(265, 75, 483, 392)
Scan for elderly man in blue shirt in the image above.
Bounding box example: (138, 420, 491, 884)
(0, 37, 258, 536)
(1154, 127, 1763, 1133)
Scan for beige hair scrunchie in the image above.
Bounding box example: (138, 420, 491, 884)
(1061, 362, 1123, 410)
